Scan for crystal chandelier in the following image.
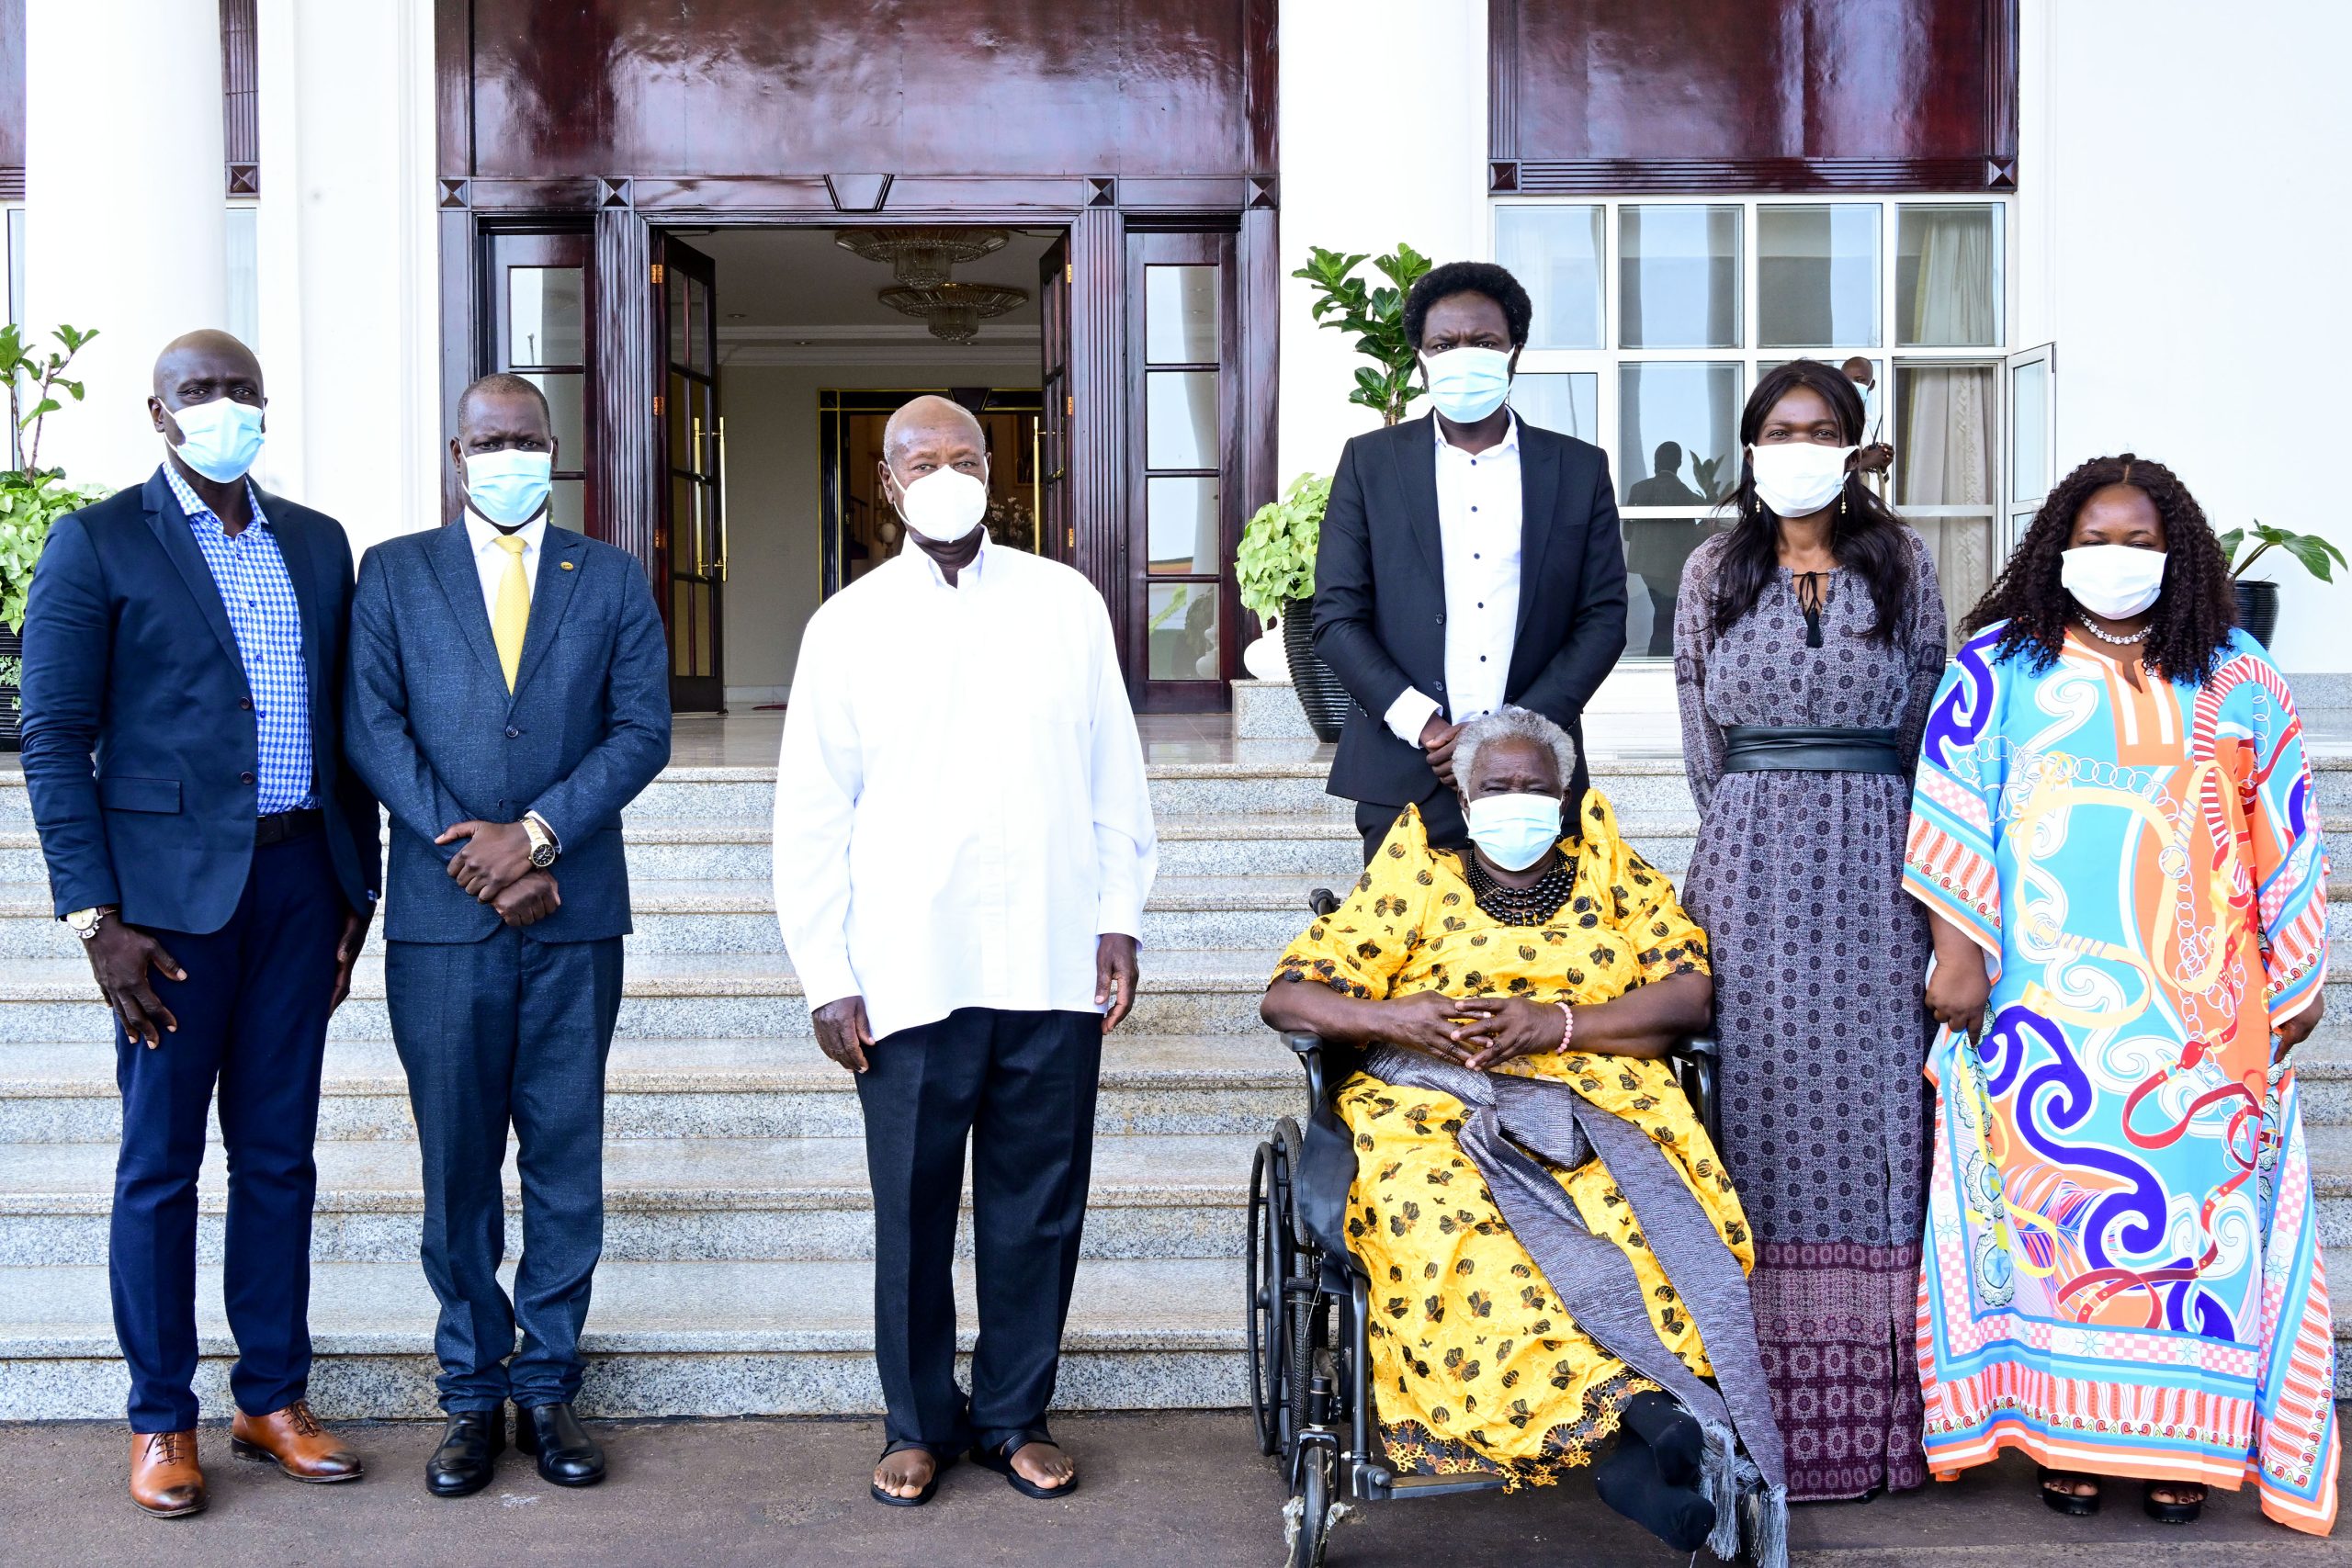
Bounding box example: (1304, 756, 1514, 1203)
(877, 282, 1030, 344)
(834, 227, 1011, 288)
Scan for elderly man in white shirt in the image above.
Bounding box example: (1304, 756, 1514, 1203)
(773, 394, 1156, 1510)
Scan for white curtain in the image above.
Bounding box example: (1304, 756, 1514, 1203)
(1899, 212, 1997, 645)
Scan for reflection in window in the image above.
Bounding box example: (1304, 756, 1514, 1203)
(510, 266, 585, 367)
(1618, 362, 1741, 506)
(1496, 206, 1603, 350)
(1620, 206, 1742, 348)
(1758, 204, 1880, 349)
(1509, 372, 1598, 444)
(1146, 265, 1218, 364)
(1896, 206, 2002, 347)
(1146, 370, 1218, 469)
(1147, 581, 1220, 681)
(1146, 476, 1219, 574)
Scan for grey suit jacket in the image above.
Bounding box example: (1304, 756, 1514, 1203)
(343, 520, 671, 943)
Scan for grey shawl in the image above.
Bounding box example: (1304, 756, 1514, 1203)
(1361, 1043, 1790, 1568)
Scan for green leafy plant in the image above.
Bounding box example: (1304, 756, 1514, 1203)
(2217, 520, 2346, 584)
(1238, 472, 1332, 621)
(0, 323, 104, 632)
(1292, 243, 1434, 425)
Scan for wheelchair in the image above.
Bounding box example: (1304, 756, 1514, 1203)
(1246, 889, 1722, 1567)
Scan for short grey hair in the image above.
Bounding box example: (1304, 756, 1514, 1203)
(1453, 705, 1577, 795)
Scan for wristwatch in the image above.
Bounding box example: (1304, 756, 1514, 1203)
(64, 906, 115, 941)
(521, 815, 559, 869)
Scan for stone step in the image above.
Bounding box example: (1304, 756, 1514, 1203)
(0, 1130, 1262, 1266)
(0, 1255, 1245, 1421)
(0, 1032, 1304, 1144)
(0, 951, 1287, 1043)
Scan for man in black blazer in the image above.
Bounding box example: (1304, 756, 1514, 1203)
(19, 331, 380, 1516)
(1312, 261, 1628, 859)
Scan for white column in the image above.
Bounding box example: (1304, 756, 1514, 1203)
(1275, 0, 1488, 485)
(254, 0, 442, 548)
(24, 0, 227, 489)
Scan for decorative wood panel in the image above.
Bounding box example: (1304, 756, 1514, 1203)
(0, 0, 22, 201)
(220, 0, 258, 196)
(593, 205, 659, 578)
(1069, 205, 1126, 650)
(1489, 0, 2019, 193)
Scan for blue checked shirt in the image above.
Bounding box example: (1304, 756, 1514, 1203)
(163, 463, 315, 814)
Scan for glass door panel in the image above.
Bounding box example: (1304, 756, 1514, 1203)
(486, 231, 591, 534)
(1895, 359, 2000, 646)
(660, 236, 725, 712)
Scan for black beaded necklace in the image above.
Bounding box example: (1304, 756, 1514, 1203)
(1463, 851, 1577, 926)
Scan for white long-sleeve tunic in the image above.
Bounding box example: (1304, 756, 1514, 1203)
(772, 532, 1158, 1041)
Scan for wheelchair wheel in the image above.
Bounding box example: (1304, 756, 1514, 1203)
(1246, 1136, 1290, 1457)
(1286, 1442, 1333, 1568)
(1275, 1116, 1310, 1251)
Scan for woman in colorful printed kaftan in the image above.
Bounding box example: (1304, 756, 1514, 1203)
(1904, 454, 2333, 1533)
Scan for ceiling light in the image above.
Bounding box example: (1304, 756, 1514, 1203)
(877, 282, 1029, 344)
(836, 227, 1011, 288)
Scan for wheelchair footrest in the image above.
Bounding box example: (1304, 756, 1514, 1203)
(1375, 1472, 1510, 1501)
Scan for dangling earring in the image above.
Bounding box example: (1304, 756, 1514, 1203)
(1838, 492, 1848, 518)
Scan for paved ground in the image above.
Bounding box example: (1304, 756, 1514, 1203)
(0, 1411, 2346, 1566)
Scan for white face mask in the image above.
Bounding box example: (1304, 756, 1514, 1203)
(891, 468, 988, 543)
(164, 396, 266, 483)
(1747, 441, 1857, 519)
(2061, 545, 2167, 620)
(1464, 792, 1564, 873)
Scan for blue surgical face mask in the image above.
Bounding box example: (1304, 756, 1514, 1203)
(464, 449, 554, 527)
(164, 396, 266, 483)
(1422, 345, 1513, 424)
(1464, 792, 1564, 873)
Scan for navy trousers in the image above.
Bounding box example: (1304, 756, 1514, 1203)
(110, 828, 345, 1432)
(856, 1007, 1101, 1457)
(385, 930, 623, 1412)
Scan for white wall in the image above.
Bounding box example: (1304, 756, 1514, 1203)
(2023, 0, 2352, 672)
(1274, 0, 1487, 486)
(718, 358, 1035, 701)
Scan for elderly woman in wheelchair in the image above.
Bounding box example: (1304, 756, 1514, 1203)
(1258, 706, 1789, 1565)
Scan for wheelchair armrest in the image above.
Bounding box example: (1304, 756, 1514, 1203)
(1281, 1031, 1327, 1060)
(1668, 1032, 1719, 1062)
(1666, 1033, 1724, 1151)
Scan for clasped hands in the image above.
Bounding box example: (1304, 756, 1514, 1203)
(1387, 990, 1564, 1072)
(435, 818, 560, 927)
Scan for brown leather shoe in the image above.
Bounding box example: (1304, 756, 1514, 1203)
(130, 1429, 207, 1517)
(230, 1399, 364, 1483)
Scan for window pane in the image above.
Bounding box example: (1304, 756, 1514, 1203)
(223, 207, 259, 352)
(1496, 205, 1603, 350)
(1509, 371, 1598, 444)
(549, 478, 585, 534)
(1894, 365, 1996, 507)
(1617, 361, 1741, 506)
(518, 371, 586, 465)
(1146, 476, 1219, 574)
(1758, 203, 1879, 349)
(1623, 520, 1714, 659)
(2010, 357, 2048, 502)
(1146, 370, 1217, 468)
(685, 275, 707, 373)
(6, 208, 23, 327)
(509, 266, 584, 367)
(1145, 265, 1218, 364)
(1619, 205, 1742, 348)
(1147, 581, 1220, 681)
(1896, 205, 2002, 347)
(667, 272, 688, 367)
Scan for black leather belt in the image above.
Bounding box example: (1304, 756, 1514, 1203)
(1721, 724, 1908, 774)
(254, 807, 325, 846)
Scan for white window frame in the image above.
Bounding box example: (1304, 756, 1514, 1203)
(1493, 193, 2018, 657)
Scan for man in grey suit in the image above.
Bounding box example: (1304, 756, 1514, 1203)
(343, 374, 670, 1497)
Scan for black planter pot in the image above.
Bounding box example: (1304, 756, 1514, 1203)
(2233, 580, 2278, 650)
(1280, 597, 1351, 744)
(0, 623, 20, 753)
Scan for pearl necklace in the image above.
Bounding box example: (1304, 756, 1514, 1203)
(2076, 614, 2151, 647)
(1464, 853, 1577, 926)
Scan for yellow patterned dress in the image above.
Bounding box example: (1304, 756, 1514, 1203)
(1270, 793, 1751, 1488)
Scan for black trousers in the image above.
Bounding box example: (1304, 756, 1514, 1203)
(1355, 788, 1468, 864)
(386, 931, 624, 1412)
(856, 1007, 1102, 1456)
(110, 829, 344, 1431)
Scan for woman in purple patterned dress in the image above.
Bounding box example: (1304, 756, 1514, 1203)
(1672, 360, 1949, 1502)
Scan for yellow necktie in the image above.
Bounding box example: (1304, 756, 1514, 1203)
(491, 533, 529, 692)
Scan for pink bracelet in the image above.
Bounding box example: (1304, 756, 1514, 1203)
(1556, 1001, 1575, 1053)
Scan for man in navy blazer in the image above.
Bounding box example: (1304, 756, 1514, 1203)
(343, 374, 668, 1497)
(19, 332, 380, 1516)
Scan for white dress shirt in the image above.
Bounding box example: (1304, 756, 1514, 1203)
(772, 532, 1159, 1041)
(1383, 413, 1525, 743)
(462, 507, 547, 617)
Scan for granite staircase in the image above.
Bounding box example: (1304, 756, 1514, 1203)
(1, 705, 2348, 1419)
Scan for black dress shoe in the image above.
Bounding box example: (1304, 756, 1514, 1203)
(425, 1409, 504, 1498)
(514, 1402, 605, 1487)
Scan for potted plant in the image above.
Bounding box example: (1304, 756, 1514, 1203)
(1292, 242, 1434, 427)
(0, 323, 106, 751)
(2216, 519, 2346, 650)
(1238, 473, 1343, 739)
